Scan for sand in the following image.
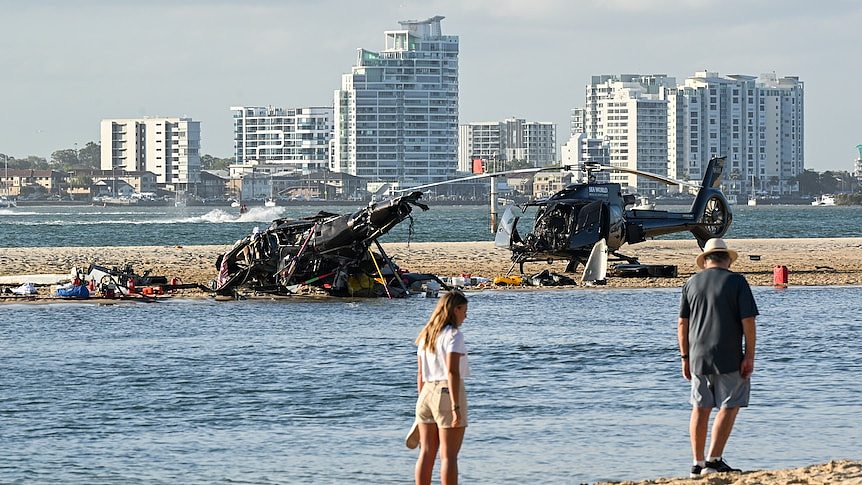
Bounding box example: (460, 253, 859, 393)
(595, 459, 861, 484)
(2, 237, 862, 291)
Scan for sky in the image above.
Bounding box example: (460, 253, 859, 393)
(1, 0, 860, 171)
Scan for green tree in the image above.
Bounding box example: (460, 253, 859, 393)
(68, 176, 94, 188)
(78, 142, 101, 169)
(51, 149, 79, 168)
(794, 170, 821, 195)
(201, 154, 232, 171)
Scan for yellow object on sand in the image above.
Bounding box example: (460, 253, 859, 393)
(493, 275, 523, 286)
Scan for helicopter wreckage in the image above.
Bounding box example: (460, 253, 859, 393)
(213, 191, 448, 298)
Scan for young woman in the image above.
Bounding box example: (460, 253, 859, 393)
(414, 290, 470, 485)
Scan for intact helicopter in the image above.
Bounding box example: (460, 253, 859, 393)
(396, 156, 732, 280)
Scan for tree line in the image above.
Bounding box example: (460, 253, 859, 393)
(2, 144, 233, 171)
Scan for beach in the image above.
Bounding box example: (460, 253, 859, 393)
(2, 237, 862, 292)
(595, 459, 861, 484)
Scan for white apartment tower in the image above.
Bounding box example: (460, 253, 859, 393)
(667, 71, 804, 195)
(333, 16, 459, 186)
(458, 118, 557, 172)
(231, 106, 333, 172)
(583, 75, 674, 193)
(100, 117, 201, 188)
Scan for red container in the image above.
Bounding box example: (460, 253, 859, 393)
(773, 265, 789, 287)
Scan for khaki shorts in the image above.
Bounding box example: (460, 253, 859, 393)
(416, 380, 468, 428)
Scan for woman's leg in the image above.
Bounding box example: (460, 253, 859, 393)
(439, 426, 465, 485)
(415, 423, 440, 485)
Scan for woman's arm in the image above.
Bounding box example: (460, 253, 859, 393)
(446, 351, 463, 426)
(417, 354, 424, 394)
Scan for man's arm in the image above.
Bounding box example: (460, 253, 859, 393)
(740, 316, 756, 378)
(677, 317, 691, 381)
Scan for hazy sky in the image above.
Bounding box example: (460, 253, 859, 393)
(2, 0, 860, 171)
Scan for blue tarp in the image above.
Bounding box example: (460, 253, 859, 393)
(56, 285, 90, 298)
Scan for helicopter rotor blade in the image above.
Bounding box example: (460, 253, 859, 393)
(595, 165, 700, 189)
(392, 166, 565, 194)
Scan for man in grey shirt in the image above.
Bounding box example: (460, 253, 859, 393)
(678, 238, 758, 478)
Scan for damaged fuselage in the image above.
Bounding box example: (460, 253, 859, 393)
(213, 192, 435, 297)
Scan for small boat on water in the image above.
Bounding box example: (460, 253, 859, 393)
(631, 196, 655, 210)
(747, 196, 757, 206)
(0, 196, 16, 208)
(264, 197, 277, 208)
(811, 194, 836, 206)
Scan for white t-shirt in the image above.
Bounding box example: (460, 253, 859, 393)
(417, 325, 470, 382)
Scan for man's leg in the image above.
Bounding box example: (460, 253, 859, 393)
(690, 407, 711, 461)
(707, 406, 740, 459)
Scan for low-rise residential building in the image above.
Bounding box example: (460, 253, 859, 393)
(0, 169, 65, 196)
(533, 172, 574, 199)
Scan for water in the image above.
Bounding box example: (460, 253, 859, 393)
(1, 286, 860, 483)
(2, 203, 862, 247)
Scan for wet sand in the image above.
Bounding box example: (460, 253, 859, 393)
(1, 237, 861, 292)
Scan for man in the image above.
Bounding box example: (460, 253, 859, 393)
(678, 238, 758, 478)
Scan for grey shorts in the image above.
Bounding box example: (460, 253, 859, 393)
(691, 371, 750, 409)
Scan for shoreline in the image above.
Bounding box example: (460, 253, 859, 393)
(1, 238, 862, 300)
(594, 459, 861, 484)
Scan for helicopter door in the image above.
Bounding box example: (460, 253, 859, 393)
(567, 200, 608, 251)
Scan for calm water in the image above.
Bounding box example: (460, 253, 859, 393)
(1, 203, 862, 247)
(1, 286, 860, 483)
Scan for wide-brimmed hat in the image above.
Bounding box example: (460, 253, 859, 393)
(696, 238, 738, 269)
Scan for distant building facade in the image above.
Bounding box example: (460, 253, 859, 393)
(231, 106, 333, 173)
(560, 133, 610, 183)
(666, 71, 804, 195)
(333, 16, 459, 186)
(100, 117, 201, 190)
(581, 74, 674, 194)
(458, 118, 557, 172)
(571, 71, 804, 195)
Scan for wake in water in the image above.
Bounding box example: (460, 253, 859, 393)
(1, 206, 287, 226)
(185, 206, 286, 223)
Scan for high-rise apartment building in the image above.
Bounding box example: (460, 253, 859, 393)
(582, 74, 674, 193)
(333, 16, 459, 186)
(231, 106, 333, 172)
(560, 133, 610, 182)
(100, 117, 201, 189)
(667, 71, 804, 195)
(458, 118, 557, 172)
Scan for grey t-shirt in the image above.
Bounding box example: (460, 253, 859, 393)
(679, 268, 759, 375)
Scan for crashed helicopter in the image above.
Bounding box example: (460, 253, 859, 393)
(212, 191, 445, 298)
(397, 156, 732, 282)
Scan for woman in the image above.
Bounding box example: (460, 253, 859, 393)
(414, 290, 470, 485)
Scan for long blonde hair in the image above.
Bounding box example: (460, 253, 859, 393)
(415, 290, 468, 351)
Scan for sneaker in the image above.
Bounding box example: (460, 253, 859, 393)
(689, 464, 703, 478)
(701, 458, 741, 474)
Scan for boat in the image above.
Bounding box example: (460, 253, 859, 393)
(747, 196, 757, 206)
(0, 195, 16, 208)
(631, 196, 655, 210)
(230, 200, 241, 208)
(811, 194, 836, 206)
(264, 173, 277, 207)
